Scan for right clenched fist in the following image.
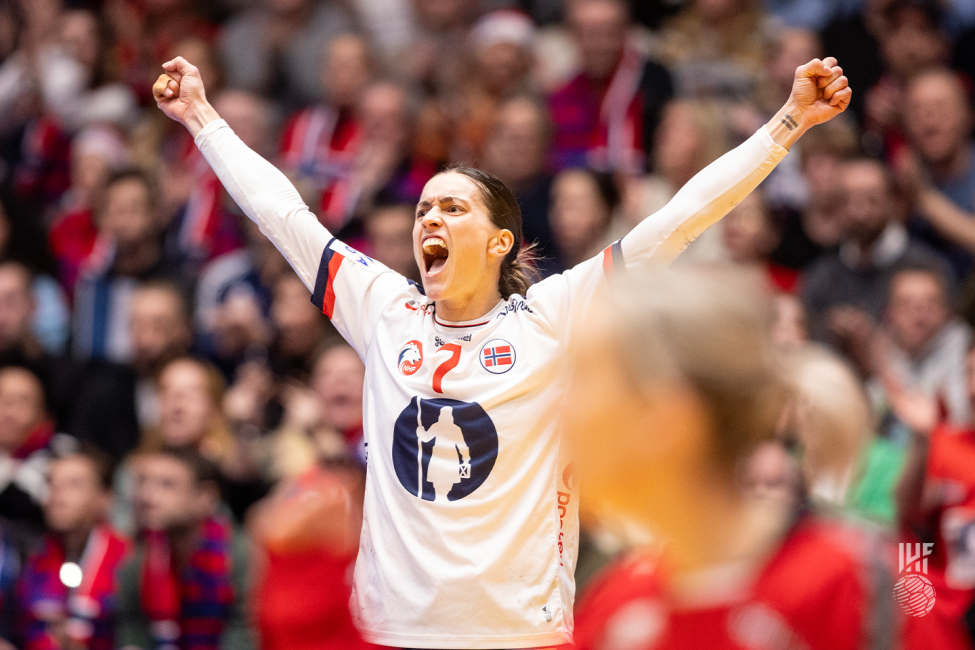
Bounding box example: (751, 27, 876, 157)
(153, 56, 218, 136)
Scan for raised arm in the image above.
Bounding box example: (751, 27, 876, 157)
(152, 57, 329, 291)
(621, 58, 851, 267)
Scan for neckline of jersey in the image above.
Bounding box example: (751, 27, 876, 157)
(433, 299, 506, 329)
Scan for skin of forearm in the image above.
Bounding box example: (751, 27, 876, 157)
(183, 100, 222, 139)
(765, 101, 810, 151)
(918, 188, 975, 253)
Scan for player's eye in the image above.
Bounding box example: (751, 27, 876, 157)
(417, 210, 428, 219)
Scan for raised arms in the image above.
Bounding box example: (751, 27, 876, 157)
(620, 58, 851, 267)
(152, 57, 329, 291)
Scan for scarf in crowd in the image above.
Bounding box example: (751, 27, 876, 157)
(20, 525, 129, 650)
(280, 104, 362, 231)
(139, 516, 235, 650)
(13, 421, 55, 461)
(549, 46, 647, 175)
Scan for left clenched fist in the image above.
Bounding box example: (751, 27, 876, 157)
(788, 57, 851, 127)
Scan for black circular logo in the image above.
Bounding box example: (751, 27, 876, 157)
(392, 397, 498, 501)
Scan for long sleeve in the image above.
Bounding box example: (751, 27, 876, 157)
(620, 125, 789, 267)
(194, 119, 331, 292)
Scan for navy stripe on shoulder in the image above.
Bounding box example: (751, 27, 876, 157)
(610, 239, 624, 273)
(311, 237, 337, 310)
(407, 279, 426, 296)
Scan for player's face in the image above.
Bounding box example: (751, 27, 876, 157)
(414, 173, 508, 305)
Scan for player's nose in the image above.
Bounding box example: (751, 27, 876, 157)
(420, 210, 444, 230)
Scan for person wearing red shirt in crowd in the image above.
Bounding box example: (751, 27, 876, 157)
(560, 268, 896, 650)
(547, 0, 673, 175)
(17, 445, 128, 650)
(888, 341, 975, 650)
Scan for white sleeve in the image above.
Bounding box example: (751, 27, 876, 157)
(529, 126, 788, 345)
(195, 119, 409, 355)
(620, 125, 788, 266)
(194, 119, 331, 291)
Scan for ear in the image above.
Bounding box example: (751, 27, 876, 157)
(488, 229, 515, 261)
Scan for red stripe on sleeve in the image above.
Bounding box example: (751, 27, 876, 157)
(602, 246, 614, 276)
(322, 253, 344, 318)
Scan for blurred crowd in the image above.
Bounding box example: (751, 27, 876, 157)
(0, 0, 975, 647)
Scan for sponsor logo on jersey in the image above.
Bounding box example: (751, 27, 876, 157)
(405, 299, 434, 315)
(392, 397, 499, 502)
(435, 334, 471, 348)
(479, 339, 516, 374)
(894, 542, 936, 617)
(496, 298, 533, 318)
(398, 341, 423, 376)
(335, 241, 374, 267)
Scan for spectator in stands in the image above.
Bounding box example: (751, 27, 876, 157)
(769, 119, 858, 271)
(899, 69, 975, 281)
(872, 265, 972, 433)
(344, 80, 427, 225)
(129, 281, 193, 430)
(280, 33, 376, 230)
(0, 366, 74, 529)
(218, 0, 355, 112)
(49, 126, 131, 293)
(657, 0, 768, 100)
(72, 169, 187, 363)
(116, 447, 253, 650)
(451, 10, 538, 164)
(802, 157, 953, 370)
(271, 343, 366, 478)
(481, 96, 556, 264)
(863, 2, 949, 157)
(147, 356, 257, 501)
(548, 0, 673, 174)
(720, 190, 797, 293)
(547, 168, 620, 274)
(269, 273, 332, 380)
(363, 202, 422, 283)
(18, 445, 128, 650)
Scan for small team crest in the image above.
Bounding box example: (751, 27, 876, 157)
(398, 341, 423, 375)
(480, 339, 516, 374)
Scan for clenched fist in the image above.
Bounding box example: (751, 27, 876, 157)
(789, 57, 851, 126)
(153, 56, 220, 137)
(765, 57, 851, 149)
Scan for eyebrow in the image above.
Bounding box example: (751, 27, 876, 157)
(417, 195, 468, 209)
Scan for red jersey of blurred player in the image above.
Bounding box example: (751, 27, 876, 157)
(901, 423, 975, 650)
(250, 463, 376, 650)
(569, 516, 889, 650)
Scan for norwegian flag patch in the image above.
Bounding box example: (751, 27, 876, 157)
(479, 339, 516, 374)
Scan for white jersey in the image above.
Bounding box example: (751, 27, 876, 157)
(195, 119, 788, 648)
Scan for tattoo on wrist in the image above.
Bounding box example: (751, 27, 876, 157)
(781, 114, 799, 131)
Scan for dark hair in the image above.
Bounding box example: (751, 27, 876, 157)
(889, 262, 955, 305)
(153, 446, 221, 487)
(102, 168, 158, 211)
(439, 166, 538, 298)
(57, 441, 116, 492)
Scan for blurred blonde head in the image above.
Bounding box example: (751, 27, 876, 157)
(562, 267, 788, 527)
(783, 345, 871, 504)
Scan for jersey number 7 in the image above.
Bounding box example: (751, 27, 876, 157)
(432, 343, 462, 394)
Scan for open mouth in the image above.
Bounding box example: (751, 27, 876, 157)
(422, 236, 449, 276)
